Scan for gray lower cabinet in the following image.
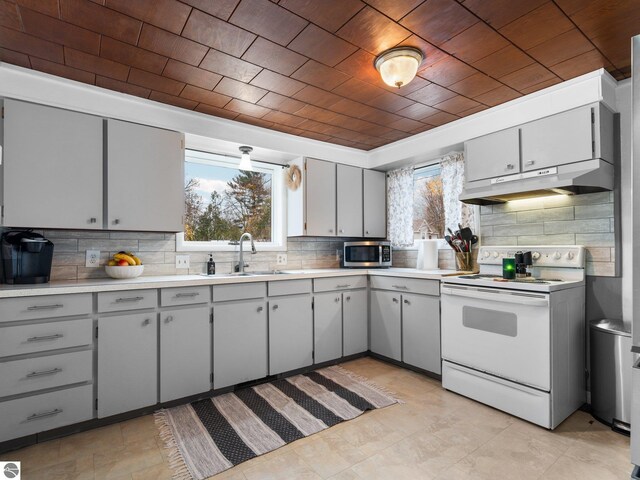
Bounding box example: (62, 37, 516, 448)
(160, 306, 211, 402)
(401, 293, 441, 374)
(269, 295, 313, 375)
(343, 289, 368, 356)
(97, 313, 158, 418)
(314, 292, 343, 364)
(370, 290, 402, 361)
(213, 299, 268, 389)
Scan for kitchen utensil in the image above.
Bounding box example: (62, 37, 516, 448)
(471, 235, 479, 245)
(445, 235, 458, 251)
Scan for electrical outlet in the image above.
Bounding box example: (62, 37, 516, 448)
(176, 254, 190, 269)
(276, 253, 287, 265)
(85, 250, 101, 268)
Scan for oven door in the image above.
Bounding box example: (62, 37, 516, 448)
(441, 284, 551, 391)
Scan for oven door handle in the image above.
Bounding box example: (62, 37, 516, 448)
(441, 285, 549, 307)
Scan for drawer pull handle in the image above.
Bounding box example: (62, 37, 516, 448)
(26, 368, 62, 378)
(272, 305, 279, 310)
(404, 299, 411, 305)
(165, 316, 174, 324)
(506, 164, 514, 170)
(27, 304, 64, 311)
(142, 319, 151, 326)
(525, 160, 535, 166)
(175, 292, 199, 298)
(25, 408, 63, 422)
(345, 296, 351, 301)
(115, 296, 144, 303)
(392, 297, 399, 303)
(26, 334, 64, 342)
(336, 284, 351, 288)
(335, 297, 340, 302)
(392, 285, 408, 290)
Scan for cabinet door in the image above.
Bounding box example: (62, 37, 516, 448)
(305, 158, 336, 236)
(402, 294, 441, 374)
(337, 164, 363, 237)
(160, 306, 211, 402)
(314, 292, 343, 364)
(213, 299, 268, 389)
(363, 169, 386, 238)
(343, 289, 368, 356)
(269, 295, 313, 375)
(465, 128, 520, 181)
(98, 313, 157, 417)
(370, 290, 401, 361)
(3, 99, 103, 229)
(521, 106, 593, 171)
(107, 119, 184, 231)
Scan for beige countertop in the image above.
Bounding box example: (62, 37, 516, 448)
(0, 268, 462, 298)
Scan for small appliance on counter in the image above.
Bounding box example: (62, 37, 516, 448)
(0, 230, 54, 284)
(343, 241, 391, 268)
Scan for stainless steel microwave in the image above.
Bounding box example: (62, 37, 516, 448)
(343, 241, 392, 268)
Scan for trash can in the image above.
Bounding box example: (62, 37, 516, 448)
(590, 319, 633, 432)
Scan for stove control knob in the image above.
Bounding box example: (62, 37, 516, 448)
(553, 251, 561, 260)
(566, 252, 575, 260)
(492, 251, 499, 258)
(532, 252, 541, 261)
(482, 251, 491, 259)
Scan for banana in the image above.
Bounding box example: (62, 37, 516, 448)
(132, 255, 142, 265)
(113, 253, 136, 266)
(107, 259, 117, 266)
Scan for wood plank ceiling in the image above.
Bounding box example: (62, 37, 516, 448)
(0, 0, 637, 150)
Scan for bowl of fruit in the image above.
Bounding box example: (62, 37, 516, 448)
(105, 252, 144, 279)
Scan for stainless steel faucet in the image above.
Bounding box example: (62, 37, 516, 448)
(236, 232, 256, 273)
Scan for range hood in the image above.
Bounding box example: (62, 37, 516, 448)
(460, 159, 614, 205)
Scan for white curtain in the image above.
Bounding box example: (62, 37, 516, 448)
(440, 152, 475, 232)
(387, 167, 414, 247)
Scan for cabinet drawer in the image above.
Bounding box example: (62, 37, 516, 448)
(0, 318, 93, 358)
(268, 279, 312, 297)
(314, 276, 367, 293)
(0, 384, 93, 442)
(0, 294, 92, 323)
(0, 350, 92, 398)
(370, 276, 439, 296)
(98, 289, 157, 313)
(213, 282, 266, 302)
(161, 286, 210, 307)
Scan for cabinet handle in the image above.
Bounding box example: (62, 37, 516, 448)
(27, 304, 64, 311)
(392, 285, 408, 290)
(175, 292, 199, 298)
(506, 164, 514, 170)
(113, 219, 121, 225)
(26, 368, 62, 378)
(392, 297, 399, 303)
(26, 334, 64, 342)
(257, 306, 264, 312)
(142, 319, 151, 326)
(165, 315, 174, 324)
(345, 296, 351, 301)
(115, 296, 144, 303)
(366, 230, 370, 235)
(335, 297, 340, 302)
(525, 161, 535, 166)
(25, 408, 63, 422)
(339, 229, 344, 233)
(404, 299, 411, 305)
(329, 229, 334, 233)
(336, 284, 351, 288)
(89, 217, 97, 224)
(272, 305, 279, 310)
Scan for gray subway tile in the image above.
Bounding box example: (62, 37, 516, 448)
(544, 219, 610, 235)
(576, 233, 615, 247)
(138, 240, 176, 252)
(586, 261, 615, 277)
(110, 231, 166, 240)
(494, 223, 543, 236)
(574, 203, 614, 219)
(481, 236, 518, 246)
(517, 234, 575, 245)
(78, 239, 138, 252)
(48, 238, 79, 252)
(517, 207, 573, 224)
(480, 213, 517, 226)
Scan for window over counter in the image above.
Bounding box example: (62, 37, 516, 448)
(177, 150, 285, 252)
(413, 164, 444, 240)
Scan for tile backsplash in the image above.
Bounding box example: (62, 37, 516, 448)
(479, 191, 617, 276)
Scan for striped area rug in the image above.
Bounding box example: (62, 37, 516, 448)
(155, 365, 399, 480)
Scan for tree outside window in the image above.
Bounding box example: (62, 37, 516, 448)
(413, 164, 445, 239)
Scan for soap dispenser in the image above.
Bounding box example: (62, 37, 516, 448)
(207, 253, 216, 275)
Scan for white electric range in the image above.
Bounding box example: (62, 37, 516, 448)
(440, 245, 586, 429)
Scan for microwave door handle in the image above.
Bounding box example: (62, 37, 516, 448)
(379, 245, 383, 265)
(441, 285, 549, 307)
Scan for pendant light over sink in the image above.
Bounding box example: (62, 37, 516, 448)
(374, 47, 424, 88)
(238, 145, 253, 171)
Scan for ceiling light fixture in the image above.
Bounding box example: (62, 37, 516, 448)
(374, 47, 424, 89)
(238, 146, 253, 171)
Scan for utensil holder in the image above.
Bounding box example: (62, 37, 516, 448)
(455, 252, 474, 272)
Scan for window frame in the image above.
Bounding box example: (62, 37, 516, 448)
(176, 149, 286, 253)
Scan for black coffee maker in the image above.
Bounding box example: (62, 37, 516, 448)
(0, 231, 54, 284)
(514, 251, 532, 278)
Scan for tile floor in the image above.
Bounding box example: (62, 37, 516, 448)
(1, 357, 632, 479)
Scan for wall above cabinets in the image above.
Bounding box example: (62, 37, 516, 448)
(0, 99, 185, 232)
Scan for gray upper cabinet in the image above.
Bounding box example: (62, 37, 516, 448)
(465, 127, 520, 182)
(363, 169, 386, 238)
(107, 119, 184, 232)
(337, 164, 363, 237)
(520, 104, 614, 171)
(2, 99, 103, 229)
(305, 158, 336, 236)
